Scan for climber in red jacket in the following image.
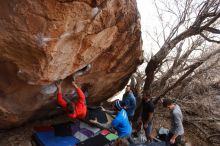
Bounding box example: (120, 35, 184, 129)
(55, 81, 87, 119)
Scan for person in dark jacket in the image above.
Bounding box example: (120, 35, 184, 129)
(138, 92, 155, 143)
(122, 85, 136, 121)
(55, 81, 87, 119)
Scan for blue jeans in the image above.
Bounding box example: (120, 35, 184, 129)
(143, 121, 153, 137)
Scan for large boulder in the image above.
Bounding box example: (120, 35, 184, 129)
(0, 0, 142, 129)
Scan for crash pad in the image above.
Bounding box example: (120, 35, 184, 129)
(79, 122, 100, 134)
(74, 131, 89, 142)
(86, 107, 108, 123)
(100, 129, 110, 136)
(33, 131, 80, 146)
(79, 128, 94, 137)
(105, 133, 118, 141)
(70, 121, 81, 135)
(76, 134, 110, 146)
(53, 122, 72, 136)
(33, 126, 54, 132)
(158, 127, 169, 141)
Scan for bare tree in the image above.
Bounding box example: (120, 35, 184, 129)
(154, 47, 220, 103)
(159, 38, 203, 88)
(174, 53, 220, 97)
(142, 0, 220, 104)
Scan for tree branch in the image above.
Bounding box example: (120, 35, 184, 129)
(205, 27, 220, 34)
(200, 33, 220, 43)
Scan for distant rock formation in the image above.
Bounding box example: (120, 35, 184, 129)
(0, 0, 142, 129)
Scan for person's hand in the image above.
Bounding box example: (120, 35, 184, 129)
(123, 105, 128, 109)
(89, 117, 98, 124)
(89, 119, 97, 124)
(144, 123, 148, 129)
(55, 80, 62, 92)
(55, 80, 61, 87)
(170, 137, 176, 144)
(100, 106, 106, 112)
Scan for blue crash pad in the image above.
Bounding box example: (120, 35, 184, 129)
(33, 131, 80, 146)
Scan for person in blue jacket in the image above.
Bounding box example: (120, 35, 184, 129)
(111, 99, 132, 138)
(122, 85, 136, 121)
(90, 100, 133, 142)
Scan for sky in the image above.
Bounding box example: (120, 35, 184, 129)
(137, 0, 156, 35)
(136, 0, 158, 56)
(136, 0, 189, 56)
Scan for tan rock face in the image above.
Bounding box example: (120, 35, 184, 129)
(0, 0, 142, 129)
